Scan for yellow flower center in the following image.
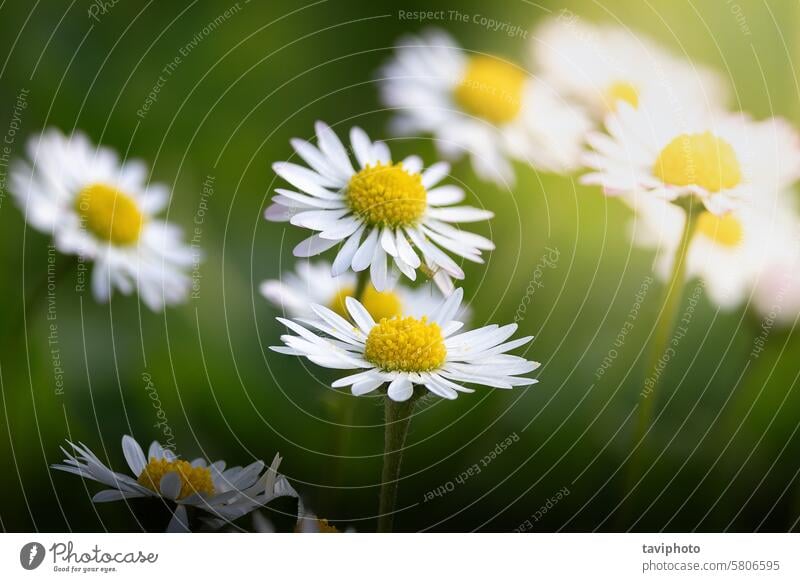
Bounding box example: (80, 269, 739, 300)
(454, 55, 526, 124)
(360, 284, 403, 321)
(605, 80, 639, 110)
(364, 316, 446, 372)
(295, 518, 340, 533)
(696, 211, 743, 247)
(137, 458, 215, 499)
(346, 163, 427, 227)
(329, 284, 403, 321)
(653, 132, 742, 193)
(329, 286, 354, 319)
(75, 183, 144, 245)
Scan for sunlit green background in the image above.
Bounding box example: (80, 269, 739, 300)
(1, 0, 800, 532)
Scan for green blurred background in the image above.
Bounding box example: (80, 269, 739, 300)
(1, 0, 800, 532)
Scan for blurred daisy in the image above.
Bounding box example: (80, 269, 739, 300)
(10, 129, 196, 311)
(630, 192, 800, 309)
(52, 435, 295, 532)
(582, 106, 800, 215)
(270, 288, 539, 402)
(379, 28, 591, 184)
(752, 252, 800, 325)
(260, 260, 469, 322)
(533, 16, 728, 119)
(252, 507, 351, 533)
(265, 122, 494, 294)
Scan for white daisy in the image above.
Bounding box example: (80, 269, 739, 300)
(379, 28, 591, 184)
(265, 122, 494, 294)
(751, 250, 800, 325)
(10, 129, 196, 311)
(269, 288, 539, 402)
(582, 105, 800, 215)
(51, 435, 296, 532)
(629, 191, 800, 309)
(532, 15, 728, 120)
(260, 260, 469, 322)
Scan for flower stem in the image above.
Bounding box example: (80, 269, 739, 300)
(625, 198, 701, 505)
(377, 396, 416, 533)
(634, 197, 701, 441)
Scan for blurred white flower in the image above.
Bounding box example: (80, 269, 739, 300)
(378, 28, 591, 185)
(270, 288, 538, 402)
(10, 129, 197, 311)
(52, 435, 295, 532)
(260, 260, 469, 323)
(629, 191, 800, 309)
(532, 16, 728, 120)
(582, 104, 800, 215)
(265, 122, 494, 294)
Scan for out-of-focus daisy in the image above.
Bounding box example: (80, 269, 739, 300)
(10, 129, 196, 311)
(270, 288, 538, 402)
(533, 16, 728, 119)
(582, 105, 800, 215)
(260, 260, 469, 322)
(52, 435, 295, 532)
(752, 252, 800, 325)
(265, 122, 494, 294)
(252, 507, 351, 533)
(630, 192, 800, 309)
(379, 28, 591, 184)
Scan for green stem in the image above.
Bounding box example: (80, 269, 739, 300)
(622, 198, 701, 513)
(634, 198, 700, 440)
(377, 396, 416, 533)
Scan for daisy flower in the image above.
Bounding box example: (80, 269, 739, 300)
(265, 122, 494, 294)
(52, 435, 296, 532)
(10, 129, 196, 311)
(378, 28, 591, 184)
(260, 260, 469, 322)
(532, 15, 728, 120)
(629, 192, 800, 309)
(752, 251, 800, 325)
(582, 105, 800, 215)
(270, 288, 539, 401)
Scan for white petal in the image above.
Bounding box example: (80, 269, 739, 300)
(293, 234, 341, 257)
(350, 126, 375, 167)
(387, 376, 414, 401)
(331, 227, 366, 275)
(351, 227, 379, 272)
(159, 471, 182, 500)
(121, 435, 146, 477)
(166, 505, 191, 533)
(352, 377, 385, 396)
(428, 206, 493, 223)
(345, 297, 376, 335)
(315, 121, 354, 176)
(421, 161, 450, 188)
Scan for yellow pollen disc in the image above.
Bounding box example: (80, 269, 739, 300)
(329, 284, 403, 321)
(294, 518, 340, 533)
(360, 285, 403, 321)
(653, 132, 742, 193)
(696, 211, 743, 248)
(75, 183, 144, 245)
(137, 458, 215, 499)
(347, 163, 427, 227)
(606, 80, 639, 110)
(454, 55, 526, 124)
(364, 315, 446, 373)
(315, 519, 340, 533)
(329, 286, 354, 319)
